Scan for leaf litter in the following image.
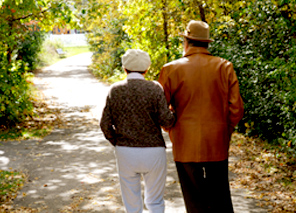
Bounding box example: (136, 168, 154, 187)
(229, 133, 296, 213)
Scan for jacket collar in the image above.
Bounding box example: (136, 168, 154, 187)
(183, 46, 211, 57)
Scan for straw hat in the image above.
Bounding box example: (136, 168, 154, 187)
(122, 49, 151, 72)
(180, 20, 214, 43)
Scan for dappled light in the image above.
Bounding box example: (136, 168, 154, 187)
(0, 156, 10, 167)
(0, 53, 187, 212)
(0, 51, 272, 212)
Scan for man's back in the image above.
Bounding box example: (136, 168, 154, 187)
(160, 20, 243, 213)
(159, 46, 244, 162)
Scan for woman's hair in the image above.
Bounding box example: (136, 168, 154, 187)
(125, 69, 146, 74)
(185, 37, 209, 48)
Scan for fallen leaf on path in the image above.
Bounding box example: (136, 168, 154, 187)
(230, 133, 296, 212)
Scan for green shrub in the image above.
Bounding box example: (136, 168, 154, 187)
(17, 30, 45, 71)
(0, 52, 33, 127)
(209, 0, 296, 150)
(87, 18, 130, 81)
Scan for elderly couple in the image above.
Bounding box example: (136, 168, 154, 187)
(100, 20, 244, 213)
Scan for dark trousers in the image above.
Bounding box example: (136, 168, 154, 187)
(175, 159, 234, 213)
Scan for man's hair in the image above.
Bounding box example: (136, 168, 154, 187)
(185, 37, 209, 48)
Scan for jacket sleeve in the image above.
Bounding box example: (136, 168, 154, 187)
(100, 96, 117, 146)
(158, 66, 172, 105)
(227, 63, 244, 133)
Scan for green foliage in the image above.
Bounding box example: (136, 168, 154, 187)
(0, 0, 76, 127)
(83, 0, 249, 80)
(122, 0, 180, 80)
(84, 0, 296, 151)
(210, 0, 296, 150)
(18, 30, 46, 71)
(88, 22, 128, 80)
(88, 20, 128, 81)
(83, 0, 185, 81)
(0, 0, 76, 63)
(1, 0, 294, 153)
(0, 53, 33, 127)
(82, 1, 129, 81)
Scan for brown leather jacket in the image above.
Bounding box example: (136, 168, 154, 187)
(158, 46, 244, 162)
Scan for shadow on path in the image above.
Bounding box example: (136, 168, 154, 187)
(0, 53, 268, 213)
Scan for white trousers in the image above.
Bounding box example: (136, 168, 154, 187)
(115, 146, 167, 213)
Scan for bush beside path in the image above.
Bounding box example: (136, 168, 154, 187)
(0, 53, 269, 212)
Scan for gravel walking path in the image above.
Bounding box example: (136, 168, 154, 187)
(0, 53, 268, 213)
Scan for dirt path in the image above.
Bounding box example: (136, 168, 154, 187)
(0, 53, 268, 212)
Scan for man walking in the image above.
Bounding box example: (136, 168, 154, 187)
(158, 20, 244, 212)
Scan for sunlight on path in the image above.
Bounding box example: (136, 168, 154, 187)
(0, 53, 185, 212)
(0, 53, 267, 213)
(35, 52, 109, 120)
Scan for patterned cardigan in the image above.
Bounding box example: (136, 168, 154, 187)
(100, 73, 175, 147)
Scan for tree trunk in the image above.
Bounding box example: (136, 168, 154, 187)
(162, 0, 169, 61)
(197, 1, 206, 23)
(7, 21, 13, 63)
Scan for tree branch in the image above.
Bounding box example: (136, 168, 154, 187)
(9, 7, 51, 22)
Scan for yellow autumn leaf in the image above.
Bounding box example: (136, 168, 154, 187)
(287, 141, 292, 147)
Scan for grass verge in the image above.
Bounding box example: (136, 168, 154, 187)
(38, 41, 91, 68)
(63, 46, 90, 58)
(0, 170, 26, 204)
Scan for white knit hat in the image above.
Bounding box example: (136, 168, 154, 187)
(122, 49, 151, 72)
